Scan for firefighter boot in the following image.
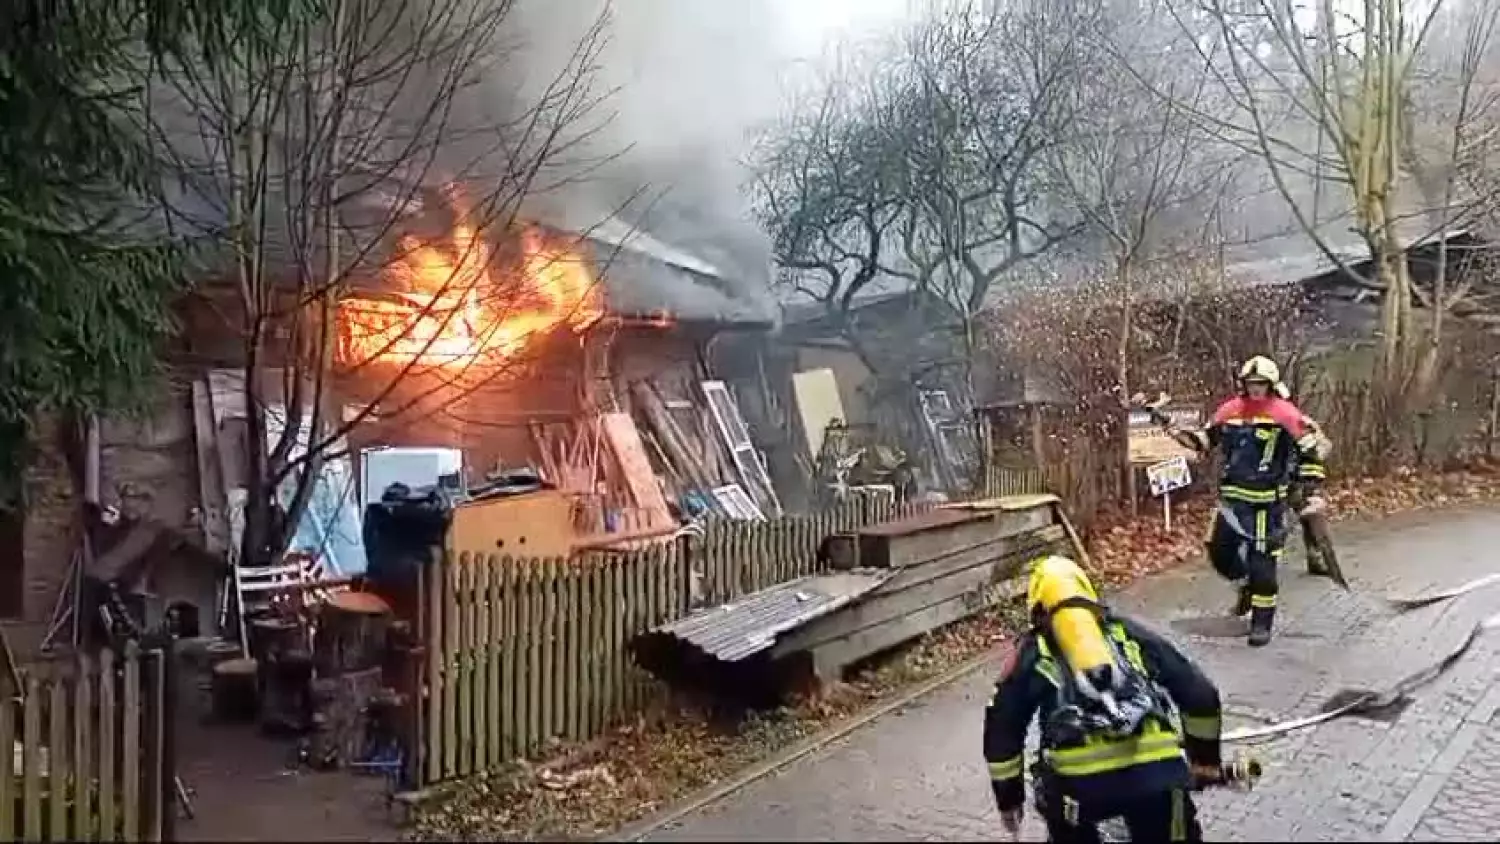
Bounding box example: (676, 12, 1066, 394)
(1303, 519, 1330, 576)
(1247, 603, 1276, 647)
(1231, 582, 1251, 618)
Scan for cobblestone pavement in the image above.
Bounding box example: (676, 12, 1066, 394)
(643, 505, 1500, 842)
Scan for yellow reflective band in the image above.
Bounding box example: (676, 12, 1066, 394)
(1106, 623, 1147, 673)
(1182, 714, 1221, 739)
(1035, 657, 1062, 688)
(989, 757, 1024, 781)
(1250, 594, 1277, 608)
(1254, 509, 1267, 540)
(1044, 731, 1184, 777)
(1221, 486, 1281, 504)
(1299, 465, 1326, 478)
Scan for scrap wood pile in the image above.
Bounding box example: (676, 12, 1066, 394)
(527, 376, 782, 545)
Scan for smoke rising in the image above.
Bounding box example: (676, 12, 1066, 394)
(497, 0, 805, 323)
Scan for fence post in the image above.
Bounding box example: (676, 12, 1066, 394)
(0, 670, 13, 842)
(423, 547, 444, 787)
(403, 555, 427, 790)
(137, 643, 161, 843)
(155, 639, 178, 843)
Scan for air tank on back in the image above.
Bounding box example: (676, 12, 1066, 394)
(1028, 556, 1120, 698)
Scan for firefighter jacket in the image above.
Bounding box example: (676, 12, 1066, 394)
(982, 615, 1223, 811)
(1195, 395, 1326, 506)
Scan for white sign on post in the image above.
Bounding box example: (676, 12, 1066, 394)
(1146, 455, 1193, 532)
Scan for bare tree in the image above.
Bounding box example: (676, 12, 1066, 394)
(147, 0, 622, 567)
(1146, 0, 1462, 416)
(748, 47, 908, 371)
(877, 0, 1091, 400)
(1044, 0, 1238, 508)
(1403, 0, 1500, 385)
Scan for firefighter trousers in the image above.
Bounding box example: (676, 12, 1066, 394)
(1041, 788, 1203, 843)
(1205, 500, 1287, 632)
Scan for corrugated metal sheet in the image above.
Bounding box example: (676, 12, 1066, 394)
(639, 570, 895, 664)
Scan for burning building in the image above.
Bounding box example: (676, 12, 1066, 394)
(169, 189, 778, 582)
(0, 176, 779, 658)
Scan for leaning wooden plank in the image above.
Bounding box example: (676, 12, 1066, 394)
(1050, 501, 1093, 570)
(190, 379, 230, 554)
(600, 412, 675, 530)
(629, 383, 714, 495)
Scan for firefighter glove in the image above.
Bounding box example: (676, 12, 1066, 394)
(1190, 763, 1224, 788)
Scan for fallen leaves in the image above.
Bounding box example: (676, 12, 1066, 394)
(1088, 498, 1213, 589)
(408, 463, 1500, 842)
(1083, 464, 1500, 587)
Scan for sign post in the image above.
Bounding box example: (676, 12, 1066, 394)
(1146, 455, 1192, 532)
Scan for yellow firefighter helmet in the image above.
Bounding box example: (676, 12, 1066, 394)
(1239, 355, 1281, 385)
(1027, 555, 1098, 613)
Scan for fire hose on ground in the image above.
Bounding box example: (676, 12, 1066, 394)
(1221, 575, 1500, 744)
(1161, 576, 1500, 824)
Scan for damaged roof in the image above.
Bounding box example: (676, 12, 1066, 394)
(633, 570, 894, 667)
(580, 223, 777, 328)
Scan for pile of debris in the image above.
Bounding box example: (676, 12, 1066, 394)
(526, 379, 781, 550)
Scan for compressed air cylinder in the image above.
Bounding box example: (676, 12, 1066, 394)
(1034, 570, 1114, 679)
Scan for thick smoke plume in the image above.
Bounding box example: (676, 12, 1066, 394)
(497, 0, 798, 322)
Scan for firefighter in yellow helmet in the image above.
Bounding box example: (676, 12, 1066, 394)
(1169, 355, 1329, 646)
(983, 556, 1225, 842)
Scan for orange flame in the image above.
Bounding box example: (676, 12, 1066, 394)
(338, 223, 605, 369)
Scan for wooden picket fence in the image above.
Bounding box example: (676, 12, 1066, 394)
(984, 466, 1048, 498)
(416, 495, 936, 786)
(0, 642, 176, 843)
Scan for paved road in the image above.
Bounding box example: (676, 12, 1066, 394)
(644, 505, 1500, 842)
